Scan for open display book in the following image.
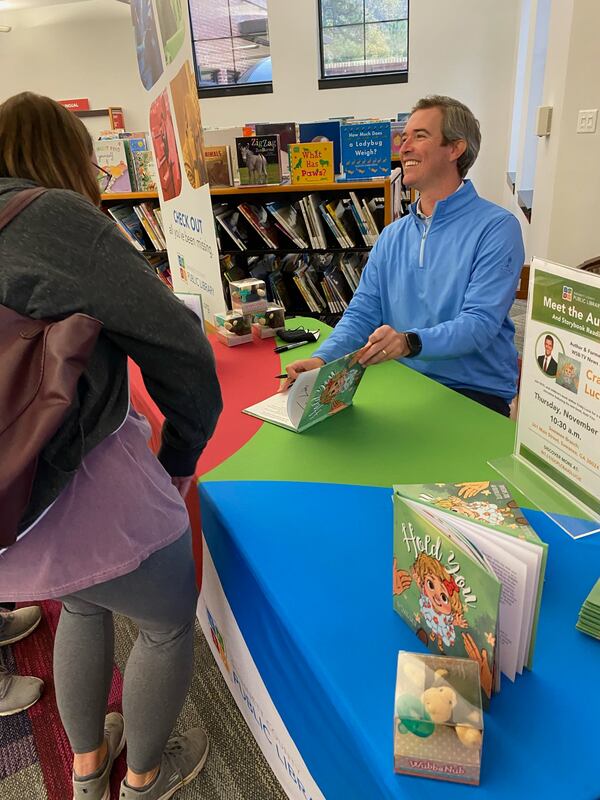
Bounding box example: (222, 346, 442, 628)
(243, 351, 365, 432)
(393, 482, 548, 705)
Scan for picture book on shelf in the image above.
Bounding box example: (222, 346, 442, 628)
(203, 145, 234, 187)
(235, 135, 281, 185)
(237, 203, 280, 249)
(243, 350, 366, 433)
(298, 121, 342, 175)
(265, 201, 310, 248)
(94, 140, 132, 193)
(289, 141, 334, 184)
(128, 138, 158, 192)
(339, 122, 391, 180)
(393, 481, 548, 705)
(253, 122, 297, 177)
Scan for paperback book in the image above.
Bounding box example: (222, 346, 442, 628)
(235, 135, 281, 185)
(393, 482, 548, 704)
(243, 350, 366, 432)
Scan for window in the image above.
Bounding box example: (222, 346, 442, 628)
(318, 0, 409, 89)
(189, 0, 272, 97)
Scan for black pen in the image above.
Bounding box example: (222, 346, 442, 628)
(275, 373, 289, 379)
(274, 341, 312, 354)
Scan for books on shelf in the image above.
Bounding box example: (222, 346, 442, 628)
(243, 350, 366, 432)
(340, 122, 391, 181)
(237, 203, 280, 249)
(202, 126, 245, 179)
(203, 145, 234, 187)
(265, 201, 310, 249)
(106, 204, 149, 251)
(289, 141, 334, 185)
(128, 138, 158, 192)
(235, 135, 282, 186)
(214, 206, 252, 251)
(393, 481, 548, 704)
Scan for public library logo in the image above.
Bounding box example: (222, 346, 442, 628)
(562, 285, 573, 301)
(178, 254, 188, 281)
(206, 607, 231, 673)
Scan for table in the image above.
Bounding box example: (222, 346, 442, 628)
(137, 320, 600, 799)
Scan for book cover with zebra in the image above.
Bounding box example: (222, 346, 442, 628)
(235, 135, 281, 186)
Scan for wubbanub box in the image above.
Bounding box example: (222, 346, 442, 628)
(394, 651, 483, 785)
(215, 310, 253, 347)
(229, 278, 267, 315)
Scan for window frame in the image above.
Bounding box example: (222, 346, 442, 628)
(188, 0, 273, 98)
(316, 0, 409, 90)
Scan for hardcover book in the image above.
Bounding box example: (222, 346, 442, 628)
(106, 204, 150, 251)
(203, 145, 234, 187)
(298, 121, 342, 175)
(339, 122, 391, 181)
(265, 201, 310, 248)
(289, 141, 334, 184)
(393, 482, 548, 704)
(237, 203, 280, 249)
(243, 350, 366, 432)
(128, 138, 158, 192)
(235, 135, 281, 185)
(94, 140, 132, 193)
(253, 122, 297, 177)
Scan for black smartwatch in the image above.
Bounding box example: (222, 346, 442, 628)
(404, 331, 422, 358)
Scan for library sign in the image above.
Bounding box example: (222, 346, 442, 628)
(128, 0, 225, 324)
(516, 258, 600, 517)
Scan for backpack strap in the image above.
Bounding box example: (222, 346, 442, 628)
(0, 187, 47, 233)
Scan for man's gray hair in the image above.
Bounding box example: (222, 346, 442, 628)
(412, 95, 481, 178)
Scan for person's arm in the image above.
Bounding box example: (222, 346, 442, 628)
(311, 237, 384, 363)
(87, 224, 223, 476)
(412, 214, 524, 360)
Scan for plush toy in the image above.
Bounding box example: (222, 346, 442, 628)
(455, 724, 483, 749)
(421, 685, 457, 724)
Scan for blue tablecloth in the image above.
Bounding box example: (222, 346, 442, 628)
(200, 479, 600, 800)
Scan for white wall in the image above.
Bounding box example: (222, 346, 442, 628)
(0, 0, 521, 207)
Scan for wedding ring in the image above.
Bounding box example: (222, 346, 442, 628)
(382, 348, 387, 356)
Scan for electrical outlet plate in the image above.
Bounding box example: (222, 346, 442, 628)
(576, 109, 598, 134)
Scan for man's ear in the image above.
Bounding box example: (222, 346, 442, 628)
(448, 139, 467, 164)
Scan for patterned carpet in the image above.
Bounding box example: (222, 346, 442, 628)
(0, 601, 287, 800)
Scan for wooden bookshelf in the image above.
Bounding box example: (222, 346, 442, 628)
(101, 191, 159, 202)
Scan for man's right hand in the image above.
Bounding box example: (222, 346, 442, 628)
(279, 357, 325, 391)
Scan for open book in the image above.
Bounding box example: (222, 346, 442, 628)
(393, 482, 548, 704)
(243, 351, 365, 432)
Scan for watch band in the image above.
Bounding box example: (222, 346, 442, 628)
(404, 332, 422, 358)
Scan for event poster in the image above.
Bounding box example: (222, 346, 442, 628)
(130, 0, 225, 323)
(515, 258, 600, 525)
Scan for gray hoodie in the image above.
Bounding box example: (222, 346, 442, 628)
(0, 178, 223, 533)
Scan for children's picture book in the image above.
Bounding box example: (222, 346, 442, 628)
(265, 201, 310, 248)
(235, 135, 281, 185)
(243, 350, 366, 433)
(203, 145, 234, 187)
(106, 204, 150, 251)
(393, 482, 548, 705)
(253, 122, 297, 177)
(214, 208, 252, 251)
(339, 122, 391, 181)
(391, 121, 406, 160)
(289, 141, 334, 185)
(94, 140, 132, 193)
(203, 126, 245, 178)
(128, 138, 158, 192)
(298, 121, 342, 175)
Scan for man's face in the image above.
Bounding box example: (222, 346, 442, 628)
(399, 107, 464, 192)
(544, 338, 553, 356)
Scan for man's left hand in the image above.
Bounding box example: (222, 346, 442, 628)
(357, 325, 410, 366)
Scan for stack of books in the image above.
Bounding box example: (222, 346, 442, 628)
(576, 579, 600, 639)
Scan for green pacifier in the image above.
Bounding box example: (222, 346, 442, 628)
(395, 694, 435, 738)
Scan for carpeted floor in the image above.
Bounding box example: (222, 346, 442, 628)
(0, 601, 287, 800)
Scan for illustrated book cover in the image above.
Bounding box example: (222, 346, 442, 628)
(94, 139, 132, 193)
(203, 145, 234, 187)
(298, 121, 342, 175)
(253, 122, 297, 177)
(289, 141, 334, 184)
(339, 122, 391, 181)
(393, 481, 548, 704)
(235, 135, 281, 185)
(243, 350, 366, 433)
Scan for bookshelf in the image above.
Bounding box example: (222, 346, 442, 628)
(100, 169, 410, 319)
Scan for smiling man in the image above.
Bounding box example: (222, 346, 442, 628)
(286, 96, 525, 416)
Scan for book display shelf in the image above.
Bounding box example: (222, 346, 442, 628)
(101, 169, 410, 321)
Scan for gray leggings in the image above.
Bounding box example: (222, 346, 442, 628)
(54, 529, 198, 773)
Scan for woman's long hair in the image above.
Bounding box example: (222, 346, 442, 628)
(0, 92, 101, 205)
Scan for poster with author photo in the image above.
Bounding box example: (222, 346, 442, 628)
(514, 258, 600, 528)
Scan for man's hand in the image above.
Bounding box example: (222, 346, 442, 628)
(280, 357, 324, 391)
(357, 325, 410, 366)
(171, 475, 195, 498)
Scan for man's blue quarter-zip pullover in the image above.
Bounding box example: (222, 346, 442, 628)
(313, 181, 525, 401)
